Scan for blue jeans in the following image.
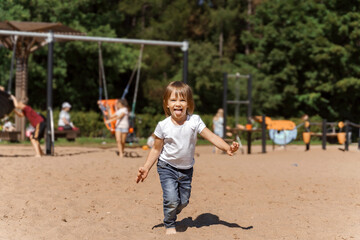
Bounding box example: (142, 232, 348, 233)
(157, 160, 193, 229)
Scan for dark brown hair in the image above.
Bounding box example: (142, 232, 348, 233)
(117, 98, 130, 111)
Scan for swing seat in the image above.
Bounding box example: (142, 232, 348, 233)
(98, 99, 118, 134)
(254, 116, 296, 130)
(269, 128, 297, 145)
(0, 91, 14, 119)
(255, 116, 298, 145)
(0, 131, 20, 142)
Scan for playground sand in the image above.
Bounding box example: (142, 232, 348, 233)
(0, 144, 359, 240)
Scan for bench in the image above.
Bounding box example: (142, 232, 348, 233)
(0, 131, 20, 142)
(54, 129, 80, 141)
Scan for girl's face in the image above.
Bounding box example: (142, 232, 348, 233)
(167, 91, 188, 123)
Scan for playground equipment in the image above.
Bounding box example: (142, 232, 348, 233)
(0, 29, 189, 155)
(0, 38, 19, 141)
(0, 91, 19, 142)
(302, 120, 341, 150)
(253, 116, 302, 148)
(0, 60, 20, 142)
(302, 119, 360, 151)
(0, 21, 84, 141)
(98, 99, 117, 133)
(342, 121, 360, 151)
(222, 72, 266, 154)
(97, 42, 144, 143)
(0, 91, 14, 120)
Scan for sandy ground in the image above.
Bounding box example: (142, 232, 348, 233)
(0, 143, 359, 240)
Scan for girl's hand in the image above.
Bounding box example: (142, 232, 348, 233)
(136, 167, 149, 183)
(226, 142, 239, 156)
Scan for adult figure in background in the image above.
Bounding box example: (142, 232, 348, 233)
(105, 99, 129, 158)
(58, 102, 77, 130)
(213, 108, 224, 154)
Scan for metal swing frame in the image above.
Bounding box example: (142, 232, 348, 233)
(0, 29, 189, 155)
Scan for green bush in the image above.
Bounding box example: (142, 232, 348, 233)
(40, 110, 345, 143)
(46, 109, 111, 138)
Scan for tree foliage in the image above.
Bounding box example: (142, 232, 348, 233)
(237, 0, 360, 120)
(0, 0, 359, 122)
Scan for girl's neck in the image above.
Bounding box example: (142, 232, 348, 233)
(170, 115, 187, 126)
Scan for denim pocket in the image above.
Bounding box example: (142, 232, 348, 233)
(157, 160, 167, 168)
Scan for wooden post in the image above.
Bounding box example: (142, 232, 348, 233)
(15, 55, 28, 141)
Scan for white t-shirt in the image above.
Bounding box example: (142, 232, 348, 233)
(154, 114, 206, 169)
(58, 110, 70, 126)
(115, 107, 129, 129)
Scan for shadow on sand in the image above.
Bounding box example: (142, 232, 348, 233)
(54, 150, 101, 157)
(152, 213, 253, 232)
(0, 150, 100, 158)
(0, 154, 34, 158)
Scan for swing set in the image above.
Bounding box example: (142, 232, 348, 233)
(0, 29, 189, 155)
(0, 36, 21, 141)
(0, 35, 17, 119)
(97, 42, 144, 143)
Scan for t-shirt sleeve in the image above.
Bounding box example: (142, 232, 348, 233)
(22, 105, 30, 115)
(197, 116, 206, 134)
(118, 108, 129, 117)
(115, 109, 122, 117)
(154, 122, 164, 139)
(59, 111, 66, 119)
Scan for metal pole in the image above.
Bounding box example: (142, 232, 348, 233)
(7, 36, 17, 94)
(262, 114, 266, 153)
(182, 41, 189, 83)
(345, 120, 349, 151)
(234, 74, 240, 126)
(247, 74, 252, 154)
(0, 30, 187, 48)
(247, 74, 252, 124)
(305, 122, 310, 151)
(223, 73, 228, 139)
(46, 31, 54, 155)
(322, 119, 326, 150)
(247, 131, 252, 154)
(131, 44, 144, 115)
(98, 42, 108, 100)
(357, 127, 360, 150)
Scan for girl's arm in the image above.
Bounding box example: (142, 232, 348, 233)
(136, 136, 164, 183)
(10, 95, 24, 117)
(105, 112, 125, 123)
(200, 127, 239, 156)
(13, 110, 24, 118)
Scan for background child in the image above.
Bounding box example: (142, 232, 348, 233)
(136, 81, 239, 235)
(11, 95, 46, 157)
(105, 98, 129, 158)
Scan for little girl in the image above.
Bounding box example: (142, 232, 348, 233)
(136, 81, 239, 234)
(106, 98, 129, 158)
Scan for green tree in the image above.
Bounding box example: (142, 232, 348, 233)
(237, 0, 360, 121)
